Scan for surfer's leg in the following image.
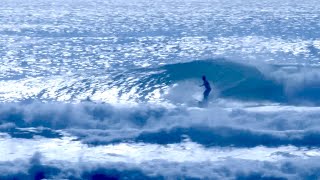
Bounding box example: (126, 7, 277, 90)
(203, 89, 211, 101)
(202, 89, 211, 103)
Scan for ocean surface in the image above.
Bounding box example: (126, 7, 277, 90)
(1, 0, 320, 179)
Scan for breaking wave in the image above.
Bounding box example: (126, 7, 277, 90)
(1, 101, 320, 148)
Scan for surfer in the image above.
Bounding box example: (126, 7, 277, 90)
(200, 75, 211, 103)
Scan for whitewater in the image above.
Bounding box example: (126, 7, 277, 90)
(1, 0, 320, 179)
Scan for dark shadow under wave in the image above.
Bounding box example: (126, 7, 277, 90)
(134, 126, 320, 148)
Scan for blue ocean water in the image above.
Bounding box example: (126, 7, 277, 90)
(1, 0, 320, 179)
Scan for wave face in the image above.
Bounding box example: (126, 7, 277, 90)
(1, 0, 320, 179)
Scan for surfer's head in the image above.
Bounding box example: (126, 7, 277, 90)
(202, 75, 206, 80)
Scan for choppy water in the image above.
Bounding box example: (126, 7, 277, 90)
(1, 0, 320, 179)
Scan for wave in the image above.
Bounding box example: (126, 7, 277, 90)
(2, 101, 320, 148)
(133, 58, 320, 105)
(1, 152, 320, 179)
(115, 59, 281, 102)
(2, 58, 320, 105)
(163, 59, 320, 103)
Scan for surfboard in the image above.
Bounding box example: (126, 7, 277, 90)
(198, 100, 208, 108)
